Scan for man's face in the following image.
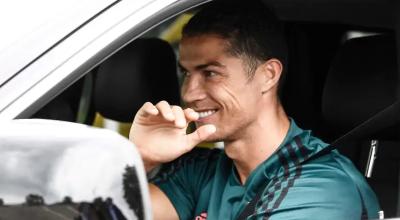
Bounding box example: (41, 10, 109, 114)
(179, 34, 265, 142)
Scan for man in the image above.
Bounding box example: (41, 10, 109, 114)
(129, 1, 380, 219)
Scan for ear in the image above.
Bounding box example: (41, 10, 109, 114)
(259, 58, 283, 94)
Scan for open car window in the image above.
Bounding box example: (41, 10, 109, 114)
(0, 0, 399, 219)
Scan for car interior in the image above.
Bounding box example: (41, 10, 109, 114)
(26, 0, 400, 218)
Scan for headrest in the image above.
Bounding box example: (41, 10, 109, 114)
(94, 38, 181, 122)
(322, 34, 399, 135)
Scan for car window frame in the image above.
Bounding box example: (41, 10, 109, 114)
(0, 0, 118, 86)
(0, 0, 211, 121)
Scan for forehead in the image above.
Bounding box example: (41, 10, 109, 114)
(179, 34, 232, 67)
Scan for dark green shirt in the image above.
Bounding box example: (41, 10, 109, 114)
(151, 119, 380, 219)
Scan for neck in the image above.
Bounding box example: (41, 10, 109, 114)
(224, 102, 290, 185)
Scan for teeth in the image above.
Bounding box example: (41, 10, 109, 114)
(197, 110, 216, 119)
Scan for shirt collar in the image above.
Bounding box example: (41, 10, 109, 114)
(232, 118, 329, 199)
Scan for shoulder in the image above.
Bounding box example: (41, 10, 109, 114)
(254, 121, 379, 219)
(165, 147, 222, 171)
(150, 147, 222, 184)
(149, 148, 222, 220)
(255, 146, 378, 219)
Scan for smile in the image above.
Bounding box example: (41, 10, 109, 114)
(197, 110, 217, 119)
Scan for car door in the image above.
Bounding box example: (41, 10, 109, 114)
(0, 0, 209, 121)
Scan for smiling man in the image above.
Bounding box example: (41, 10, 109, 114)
(129, 1, 380, 219)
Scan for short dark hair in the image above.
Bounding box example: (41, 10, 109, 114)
(182, 0, 288, 80)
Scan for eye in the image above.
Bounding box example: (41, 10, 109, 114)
(204, 71, 217, 78)
(180, 69, 191, 77)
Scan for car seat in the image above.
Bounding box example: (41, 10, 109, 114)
(281, 23, 344, 131)
(321, 34, 400, 217)
(93, 38, 180, 125)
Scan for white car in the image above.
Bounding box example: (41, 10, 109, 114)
(0, 0, 399, 219)
(0, 0, 200, 219)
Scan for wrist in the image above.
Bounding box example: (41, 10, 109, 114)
(137, 147, 160, 172)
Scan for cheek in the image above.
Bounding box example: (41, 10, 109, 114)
(209, 83, 247, 111)
(229, 86, 261, 113)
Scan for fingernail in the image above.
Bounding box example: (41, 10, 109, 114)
(207, 125, 216, 133)
(151, 107, 158, 113)
(166, 113, 174, 120)
(177, 120, 186, 127)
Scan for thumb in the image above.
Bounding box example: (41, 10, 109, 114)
(186, 124, 217, 148)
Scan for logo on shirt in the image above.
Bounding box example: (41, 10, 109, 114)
(195, 212, 207, 220)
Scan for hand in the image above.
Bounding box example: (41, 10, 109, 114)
(129, 101, 216, 171)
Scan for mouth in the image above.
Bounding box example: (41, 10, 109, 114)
(195, 109, 218, 120)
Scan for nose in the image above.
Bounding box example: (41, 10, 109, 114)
(181, 74, 207, 104)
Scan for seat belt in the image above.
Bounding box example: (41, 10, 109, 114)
(307, 99, 400, 163)
(236, 99, 400, 220)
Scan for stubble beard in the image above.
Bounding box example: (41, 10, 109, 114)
(199, 117, 253, 144)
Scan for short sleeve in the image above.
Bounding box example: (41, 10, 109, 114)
(150, 148, 221, 220)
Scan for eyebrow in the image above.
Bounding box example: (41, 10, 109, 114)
(178, 61, 226, 71)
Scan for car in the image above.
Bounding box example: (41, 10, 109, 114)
(0, 0, 399, 219)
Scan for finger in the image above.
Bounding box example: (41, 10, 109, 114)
(137, 102, 159, 118)
(186, 124, 216, 148)
(155, 101, 174, 121)
(172, 106, 187, 128)
(183, 108, 199, 122)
